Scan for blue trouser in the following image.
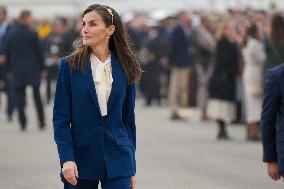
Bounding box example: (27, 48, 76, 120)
(64, 177, 131, 189)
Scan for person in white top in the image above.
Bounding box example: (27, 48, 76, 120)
(242, 23, 266, 141)
(90, 53, 113, 116)
(53, 4, 141, 189)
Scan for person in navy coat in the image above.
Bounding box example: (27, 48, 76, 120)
(4, 10, 45, 130)
(0, 6, 14, 121)
(53, 4, 141, 189)
(261, 64, 284, 181)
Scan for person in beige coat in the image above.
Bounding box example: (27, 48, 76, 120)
(242, 23, 266, 141)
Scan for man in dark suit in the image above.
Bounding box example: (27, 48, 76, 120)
(0, 5, 14, 121)
(4, 10, 45, 130)
(168, 11, 196, 120)
(261, 64, 284, 181)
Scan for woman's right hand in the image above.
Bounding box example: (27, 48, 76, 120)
(267, 162, 281, 181)
(62, 161, 79, 186)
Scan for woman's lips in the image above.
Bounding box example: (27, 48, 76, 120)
(83, 36, 91, 39)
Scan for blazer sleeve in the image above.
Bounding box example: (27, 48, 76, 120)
(53, 58, 75, 166)
(122, 83, 136, 150)
(261, 69, 281, 162)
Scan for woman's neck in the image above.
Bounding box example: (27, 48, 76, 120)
(91, 45, 110, 63)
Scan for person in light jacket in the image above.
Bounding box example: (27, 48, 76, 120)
(242, 23, 266, 141)
(53, 4, 141, 189)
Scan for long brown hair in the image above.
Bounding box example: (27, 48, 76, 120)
(68, 4, 141, 84)
(242, 22, 258, 48)
(215, 20, 228, 40)
(270, 13, 284, 45)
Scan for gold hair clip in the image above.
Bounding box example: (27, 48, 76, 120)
(105, 7, 113, 25)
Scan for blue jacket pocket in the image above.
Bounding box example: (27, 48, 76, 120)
(74, 137, 91, 148)
(115, 136, 133, 147)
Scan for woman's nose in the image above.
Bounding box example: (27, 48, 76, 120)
(82, 27, 89, 34)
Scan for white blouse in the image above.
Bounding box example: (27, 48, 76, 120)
(90, 53, 113, 116)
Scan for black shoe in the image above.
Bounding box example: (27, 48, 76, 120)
(170, 113, 182, 120)
(217, 131, 230, 140)
(144, 101, 151, 107)
(7, 115, 13, 122)
(39, 122, 46, 130)
(20, 125, 26, 131)
(247, 134, 261, 141)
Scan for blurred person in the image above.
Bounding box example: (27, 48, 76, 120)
(260, 64, 284, 181)
(265, 13, 284, 70)
(0, 5, 14, 120)
(157, 16, 176, 102)
(160, 16, 176, 41)
(242, 23, 266, 141)
(140, 21, 169, 106)
(61, 17, 82, 56)
(0, 6, 10, 52)
(253, 10, 268, 41)
(127, 13, 147, 53)
(207, 21, 239, 140)
(43, 19, 66, 104)
(4, 10, 45, 130)
(168, 11, 195, 120)
(0, 6, 9, 63)
(195, 16, 216, 121)
(53, 4, 141, 189)
(36, 19, 51, 41)
(232, 17, 247, 125)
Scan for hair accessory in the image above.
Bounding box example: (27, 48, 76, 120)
(105, 7, 113, 24)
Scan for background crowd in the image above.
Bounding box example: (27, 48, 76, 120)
(0, 5, 284, 141)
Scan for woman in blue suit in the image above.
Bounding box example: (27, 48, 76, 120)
(53, 4, 141, 189)
(261, 65, 284, 181)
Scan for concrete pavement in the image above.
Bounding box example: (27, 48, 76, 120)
(0, 88, 283, 189)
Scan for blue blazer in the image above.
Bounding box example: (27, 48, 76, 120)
(261, 64, 284, 173)
(53, 55, 136, 181)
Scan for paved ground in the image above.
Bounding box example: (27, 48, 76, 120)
(0, 88, 283, 189)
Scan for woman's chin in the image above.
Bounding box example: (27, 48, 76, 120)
(83, 39, 93, 46)
(82, 41, 89, 46)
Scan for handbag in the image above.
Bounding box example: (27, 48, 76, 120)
(249, 84, 262, 97)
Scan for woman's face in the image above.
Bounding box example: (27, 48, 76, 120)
(255, 28, 260, 39)
(224, 24, 234, 39)
(82, 10, 114, 47)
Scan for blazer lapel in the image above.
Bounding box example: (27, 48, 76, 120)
(107, 54, 119, 114)
(80, 58, 101, 114)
